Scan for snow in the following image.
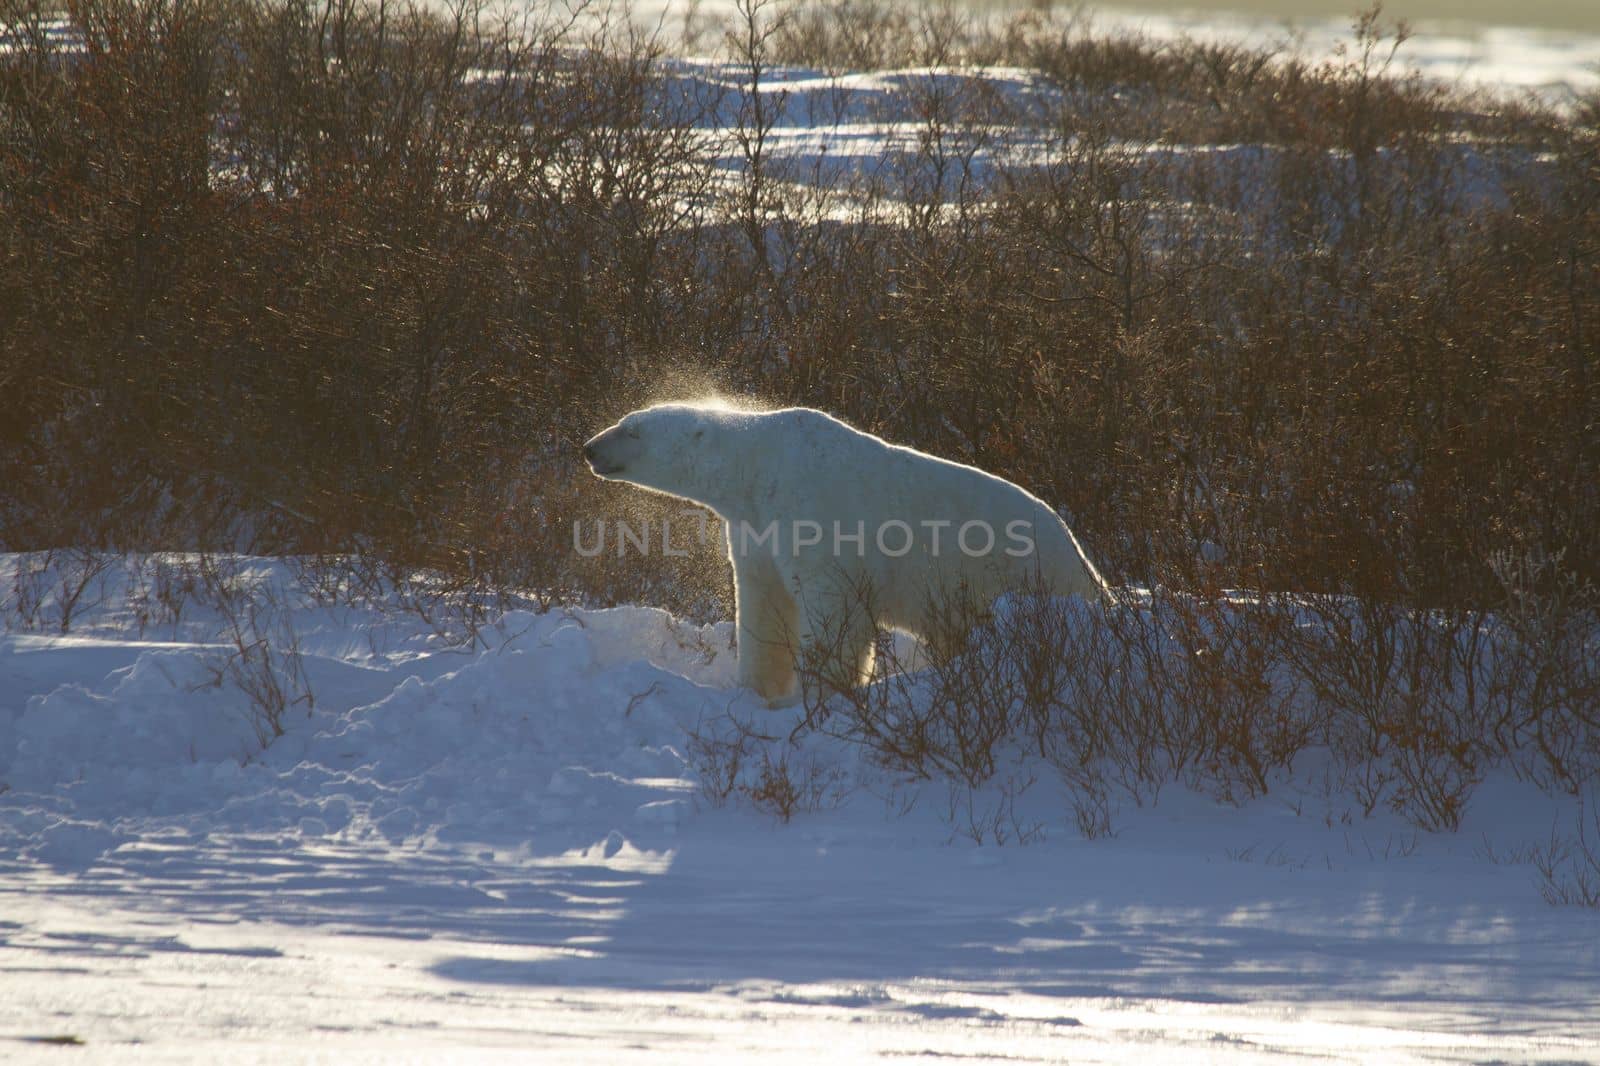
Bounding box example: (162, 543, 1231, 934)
(1, 554, 1597, 1061)
(641, 0, 1600, 102)
(1082, 6, 1600, 100)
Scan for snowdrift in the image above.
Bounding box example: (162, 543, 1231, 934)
(1, 554, 1598, 1060)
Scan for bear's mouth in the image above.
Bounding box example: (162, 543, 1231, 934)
(588, 458, 626, 477)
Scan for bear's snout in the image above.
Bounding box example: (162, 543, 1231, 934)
(582, 429, 628, 477)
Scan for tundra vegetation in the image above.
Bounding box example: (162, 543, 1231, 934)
(1, 0, 1595, 886)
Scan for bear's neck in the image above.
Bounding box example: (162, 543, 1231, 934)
(684, 456, 774, 527)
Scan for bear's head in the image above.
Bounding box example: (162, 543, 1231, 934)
(583, 403, 740, 509)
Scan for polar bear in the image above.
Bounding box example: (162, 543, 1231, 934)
(583, 402, 1106, 707)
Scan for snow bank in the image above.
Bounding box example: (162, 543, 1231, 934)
(2, 554, 1597, 1060)
(0, 558, 748, 869)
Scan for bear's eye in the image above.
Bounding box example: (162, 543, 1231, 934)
(624, 426, 641, 440)
(693, 430, 704, 441)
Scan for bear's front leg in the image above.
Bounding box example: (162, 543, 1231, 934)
(732, 552, 802, 708)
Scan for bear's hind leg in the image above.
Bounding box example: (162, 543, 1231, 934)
(791, 580, 879, 703)
(850, 632, 876, 687)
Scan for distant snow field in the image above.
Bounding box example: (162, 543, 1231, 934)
(639, 0, 1600, 101)
(1084, 5, 1600, 99)
(1, 554, 1596, 1062)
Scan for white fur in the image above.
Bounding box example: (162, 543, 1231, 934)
(584, 403, 1106, 707)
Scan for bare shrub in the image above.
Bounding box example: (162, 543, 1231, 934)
(684, 707, 762, 807)
(772, 0, 911, 72)
(684, 706, 848, 820)
(1488, 551, 1600, 795)
(788, 569, 1522, 837)
(773, 0, 999, 73)
(793, 576, 1313, 836)
(4, 552, 55, 631)
(1529, 799, 1600, 908)
(1, 548, 115, 633)
(745, 742, 851, 822)
(796, 579, 1020, 791)
(1143, 585, 1310, 804)
(1477, 799, 1600, 910)
(1269, 588, 1496, 831)
(188, 556, 314, 747)
(51, 548, 116, 634)
(941, 772, 1043, 846)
